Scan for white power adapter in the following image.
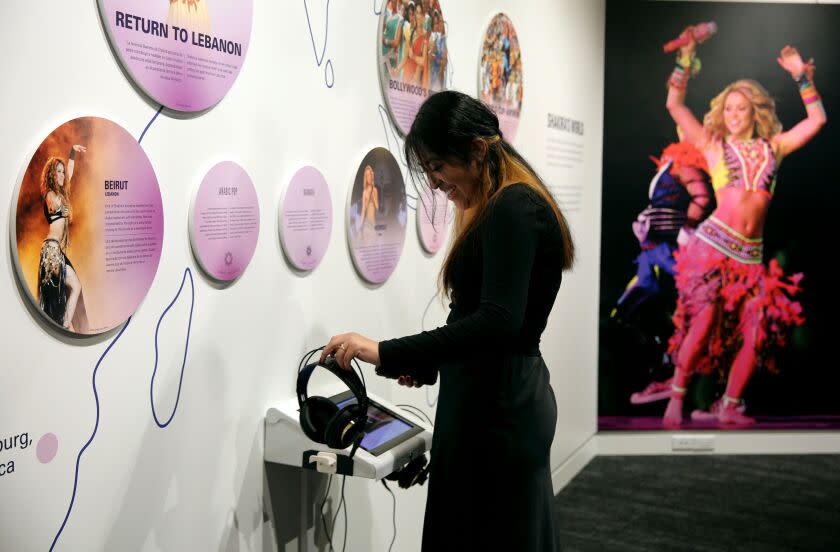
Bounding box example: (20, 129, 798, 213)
(309, 451, 338, 474)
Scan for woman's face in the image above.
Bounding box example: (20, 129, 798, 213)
(55, 162, 65, 189)
(364, 166, 374, 188)
(424, 155, 481, 210)
(724, 91, 755, 139)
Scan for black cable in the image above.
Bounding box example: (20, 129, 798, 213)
(396, 404, 434, 427)
(342, 475, 348, 552)
(330, 475, 348, 552)
(320, 474, 335, 552)
(381, 479, 397, 552)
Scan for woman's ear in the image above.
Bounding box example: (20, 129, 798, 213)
(470, 137, 488, 165)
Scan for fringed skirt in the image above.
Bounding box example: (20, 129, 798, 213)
(667, 216, 804, 376)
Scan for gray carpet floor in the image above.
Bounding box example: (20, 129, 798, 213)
(554, 455, 840, 552)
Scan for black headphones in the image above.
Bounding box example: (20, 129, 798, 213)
(297, 354, 370, 455)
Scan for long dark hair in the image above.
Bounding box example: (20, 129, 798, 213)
(404, 90, 575, 296)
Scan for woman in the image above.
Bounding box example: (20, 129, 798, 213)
(427, 10, 446, 92)
(405, 3, 428, 88)
(39, 145, 89, 331)
(360, 164, 379, 243)
(395, 2, 416, 82)
(321, 91, 574, 551)
(662, 29, 825, 427)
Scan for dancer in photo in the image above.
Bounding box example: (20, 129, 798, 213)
(661, 29, 825, 427)
(361, 164, 379, 243)
(38, 146, 90, 332)
(427, 10, 447, 92)
(381, 0, 403, 79)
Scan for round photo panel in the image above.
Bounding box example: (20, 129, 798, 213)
(98, 0, 253, 112)
(189, 161, 259, 282)
(12, 116, 164, 335)
(347, 148, 407, 284)
(279, 166, 333, 272)
(416, 185, 451, 254)
(478, 13, 523, 141)
(378, 0, 449, 135)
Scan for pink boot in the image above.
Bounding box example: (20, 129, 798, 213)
(717, 395, 755, 426)
(630, 378, 673, 404)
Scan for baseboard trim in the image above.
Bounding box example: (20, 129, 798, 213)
(552, 436, 597, 493)
(597, 431, 840, 455)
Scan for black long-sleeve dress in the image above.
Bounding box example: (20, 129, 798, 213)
(378, 183, 564, 551)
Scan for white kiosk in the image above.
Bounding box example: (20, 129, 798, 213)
(264, 388, 433, 479)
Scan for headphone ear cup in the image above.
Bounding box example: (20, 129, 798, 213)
(300, 396, 339, 445)
(325, 404, 365, 450)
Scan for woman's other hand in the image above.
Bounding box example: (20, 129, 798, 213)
(72, 145, 87, 153)
(321, 332, 381, 370)
(777, 45, 814, 80)
(397, 375, 424, 388)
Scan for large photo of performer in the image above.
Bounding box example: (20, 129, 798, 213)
(599, 1, 838, 430)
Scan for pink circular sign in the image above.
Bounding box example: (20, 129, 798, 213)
(280, 166, 333, 272)
(98, 0, 253, 112)
(190, 161, 259, 281)
(12, 117, 164, 335)
(416, 186, 451, 254)
(378, 0, 450, 135)
(478, 13, 523, 142)
(347, 148, 407, 284)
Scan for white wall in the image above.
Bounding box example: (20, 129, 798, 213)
(0, 1, 604, 550)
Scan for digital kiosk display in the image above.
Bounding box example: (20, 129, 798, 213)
(332, 391, 424, 456)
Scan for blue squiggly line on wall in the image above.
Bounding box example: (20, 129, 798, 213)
(151, 268, 195, 428)
(51, 108, 193, 551)
(303, 0, 335, 88)
(49, 318, 133, 551)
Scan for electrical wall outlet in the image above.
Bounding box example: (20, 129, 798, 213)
(671, 434, 715, 452)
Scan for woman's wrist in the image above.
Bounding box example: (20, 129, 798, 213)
(668, 53, 701, 90)
(795, 70, 822, 108)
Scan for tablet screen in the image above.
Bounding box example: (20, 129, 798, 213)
(331, 391, 425, 456)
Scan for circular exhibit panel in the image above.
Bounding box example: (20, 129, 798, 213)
(12, 116, 164, 335)
(378, 0, 449, 135)
(347, 148, 407, 284)
(416, 185, 450, 254)
(478, 13, 523, 141)
(189, 161, 260, 282)
(98, 0, 253, 112)
(280, 166, 333, 272)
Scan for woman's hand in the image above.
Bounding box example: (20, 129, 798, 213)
(72, 145, 87, 153)
(321, 332, 381, 371)
(678, 26, 697, 59)
(397, 375, 424, 388)
(777, 45, 814, 79)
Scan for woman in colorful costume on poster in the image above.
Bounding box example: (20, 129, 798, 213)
(38, 146, 90, 332)
(662, 28, 826, 427)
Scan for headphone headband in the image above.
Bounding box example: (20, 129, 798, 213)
(297, 357, 369, 411)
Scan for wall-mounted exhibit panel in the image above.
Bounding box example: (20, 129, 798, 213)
(378, 0, 449, 135)
(478, 13, 523, 142)
(347, 147, 407, 284)
(98, 0, 253, 111)
(279, 166, 333, 272)
(11, 116, 163, 335)
(189, 161, 259, 282)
